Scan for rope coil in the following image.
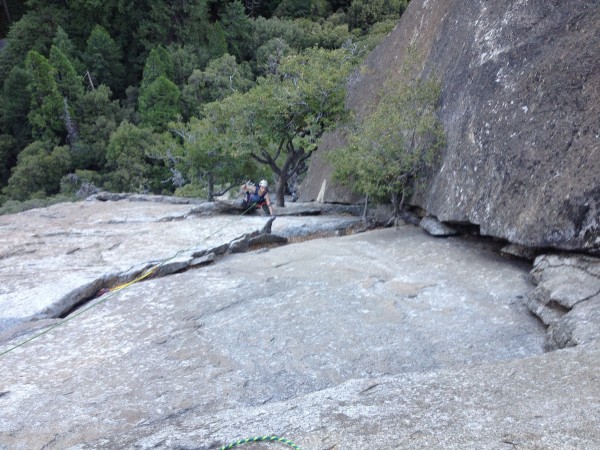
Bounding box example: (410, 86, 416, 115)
(219, 435, 301, 450)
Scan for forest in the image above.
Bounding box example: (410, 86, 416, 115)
(0, 0, 415, 212)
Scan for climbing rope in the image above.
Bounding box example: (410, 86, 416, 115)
(0, 225, 224, 358)
(219, 435, 301, 450)
(0, 195, 272, 358)
(109, 265, 158, 292)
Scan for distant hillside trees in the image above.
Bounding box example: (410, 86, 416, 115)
(0, 0, 409, 212)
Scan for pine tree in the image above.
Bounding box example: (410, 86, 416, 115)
(221, 0, 254, 62)
(2, 66, 32, 148)
(207, 22, 228, 59)
(138, 75, 181, 131)
(24, 50, 64, 141)
(141, 46, 175, 90)
(83, 25, 125, 96)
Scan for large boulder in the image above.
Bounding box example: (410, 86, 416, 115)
(302, 0, 600, 255)
(527, 253, 600, 349)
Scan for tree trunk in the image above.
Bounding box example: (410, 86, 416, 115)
(275, 173, 287, 207)
(391, 191, 401, 218)
(63, 97, 78, 145)
(207, 172, 214, 201)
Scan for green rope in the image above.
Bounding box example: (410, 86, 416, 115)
(219, 435, 301, 450)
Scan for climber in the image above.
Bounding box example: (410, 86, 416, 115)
(240, 179, 274, 216)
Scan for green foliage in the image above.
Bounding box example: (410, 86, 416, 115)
(173, 182, 207, 199)
(83, 25, 125, 94)
(4, 140, 72, 201)
(311, 0, 333, 18)
(105, 121, 170, 194)
(0, 134, 18, 187)
(347, 0, 407, 32)
(134, 1, 171, 56)
(252, 16, 316, 52)
(168, 44, 211, 88)
(314, 21, 353, 49)
(141, 46, 175, 89)
(0, 5, 68, 83)
(138, 76, 181, 131)
(205, 46, 357, 206)
(221, 0, 255, 61)
(49, 45, 84, 102)
(255, 38, 294, 75)
(207, 22, 228, 59)
(274, 0, 312, 19)
(330, 60, 445, 213)
(52, 26, 85, 75)
(0, 0, 414, 204)
(171, 115, 260, 200)
(72, 85, 124, 169)
(357, 19, 398, 51)
(169, 0, 211, 46)
(24, 50, 64, 141)
(2, 66, 32, 147)
(59, 169, 103, 197)
(181, 54, 255, 119)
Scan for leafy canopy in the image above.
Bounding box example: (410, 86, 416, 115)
(202, 46, 357, 205)
(330, 50, 446, 213)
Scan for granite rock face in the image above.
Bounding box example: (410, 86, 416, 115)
(528, 253, 600, 349)
(0, 199, 599, 448)
(302, 0, 600, 255)
(0, 195, 364, 338)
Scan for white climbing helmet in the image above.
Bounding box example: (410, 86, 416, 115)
(259, 180, 268, 188)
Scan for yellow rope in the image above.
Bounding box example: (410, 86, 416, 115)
(109, 265, 158, 292)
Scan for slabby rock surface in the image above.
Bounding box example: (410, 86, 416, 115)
(1, 198, 599, 449)
(302, 0, 600, 254)
(0, 196, 362, 337)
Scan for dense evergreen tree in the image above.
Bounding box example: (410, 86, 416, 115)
(0, 5, 68, 82)
(141, 46, 175, 90)
(0, 134, 18, 188)
(49, 45, 84, 104)
(24, 50, 64, 142)
(138, 76, 181, 131)
(82, 25, 125, 95)
(347, 0, 407, 31)
(1, 66, 31, 148)
(207, 22, 228, 59)
(168, 44, 211, 89)
(170, 0, 211, 46)
(52, 26, 84, 75)
(221, 0, 255, 62)
(72, 85, 124, 170)
(273, 0, 311, 19)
